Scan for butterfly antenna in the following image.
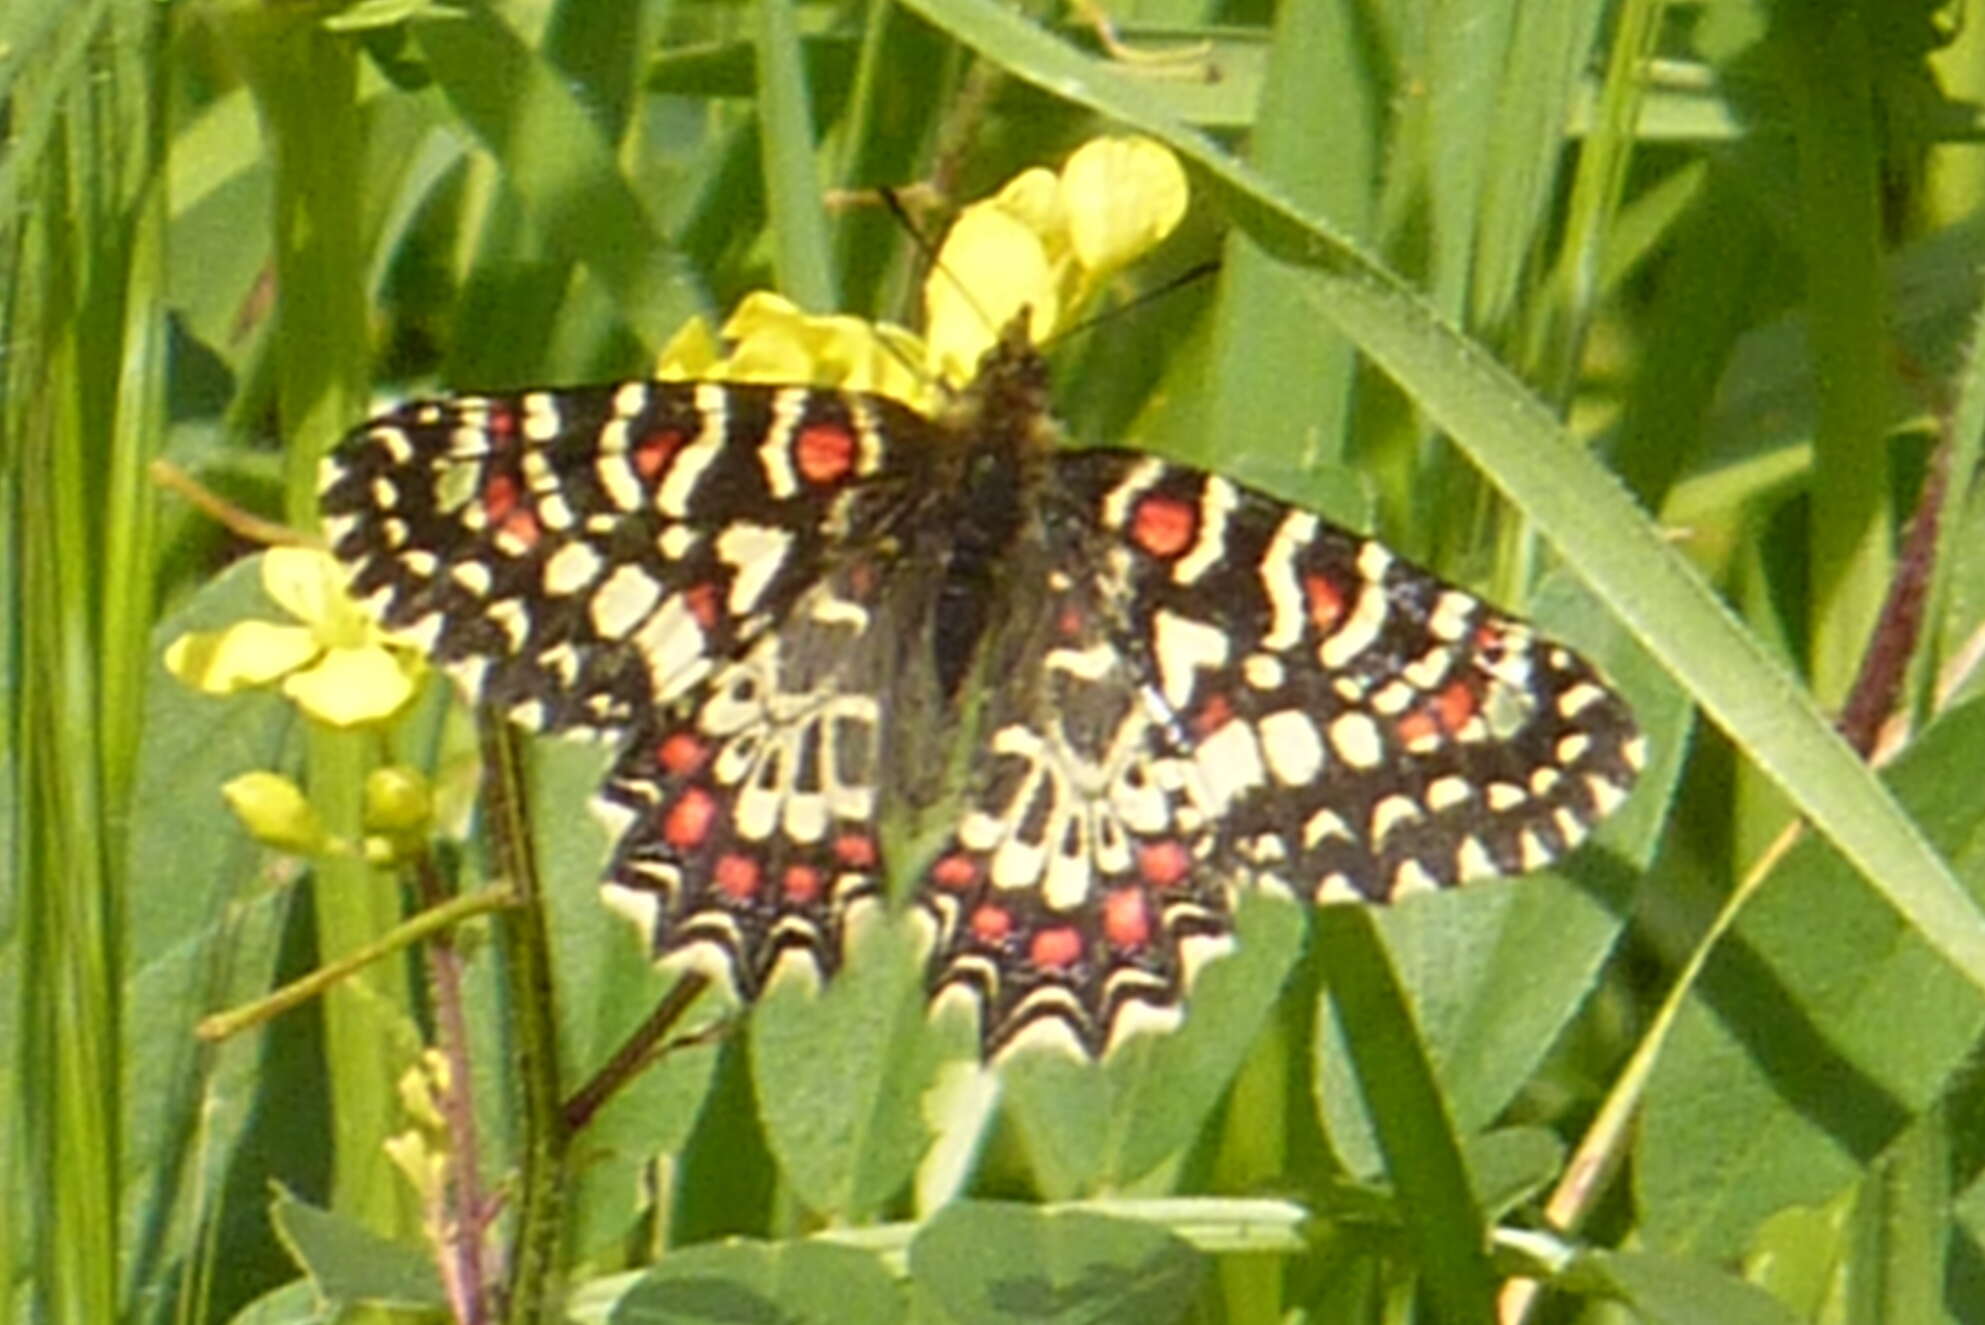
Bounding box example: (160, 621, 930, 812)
(1049, 258, 1222, 350)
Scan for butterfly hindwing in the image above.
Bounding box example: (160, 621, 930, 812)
(594, 555, 938, 998)
(916, 521, 1235, 1056)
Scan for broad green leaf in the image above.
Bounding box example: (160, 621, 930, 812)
(751, 911, 938, 1220)
(530, 738, 721, 1258)
(1558, 1248, 1803, 1325)
(909, 1200, 1205, 1325)
(1638, 695, 1985, 1258)
(268, 1188, 444, 1309)
(123, 557, 301, 1302)
(999, 891, 1303, 1197)
(613, 1239, 902, 1325)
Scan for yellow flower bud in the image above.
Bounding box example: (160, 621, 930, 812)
(221, 772, 328, 854)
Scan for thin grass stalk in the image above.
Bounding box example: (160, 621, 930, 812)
(213, 5, 418, 1242)
(478, 715, 567, 1322)
(9, 27, 147, 1314)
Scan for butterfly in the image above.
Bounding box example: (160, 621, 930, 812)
(319, 314, 1643, 1059)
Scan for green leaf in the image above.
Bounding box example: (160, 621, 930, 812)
(1558, 1248, 1805, 1325)
(750, 911, 939, 1219)
(268, 1187, 445, 1309)
(909, 1200, 1206, 1325)
(612, 1239, 903, 1325)
(998, 891, 1304, 1197)
(222, 1279, 330, 1325)
(529, 737, 721, 1257)
(1313, 906, 1497, 1325)
(1638, 695, 1985, 1258)
(123, 557, 301, 1301)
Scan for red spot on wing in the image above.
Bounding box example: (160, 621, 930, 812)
(931, 853, 980, 891)
(782, 864, 822, 903)
(715, 852, 760, 900)
(1191, 692, 1235, 737)
(1395, 710, 1439, 746)
(487, 406, 517, 437)
(970, 905, 1013, 942)
(1136, 840, 1191, 889)
(1029, 926, 1083, 971)
(1055, 601, 1085, 638)
(1434, 678, 1478, 733)
(663, 788, 718, 848)
(1102, 887, 1152, 949)
(833, 833, 877, 869)
(633, 428, 683, 480)
(1304, 573, 1345, 632)
(482, 472, 520, 523)
(1130, 495, 1196, 558)
(658, 731, 708, 775)
(795, 423, 857, 485)
(1397, 679, 1482, 747)
(684, 583, 720, 630)
(501, 509, 541, 546)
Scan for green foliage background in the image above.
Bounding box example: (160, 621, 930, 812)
(8, 0, 1985, 1321)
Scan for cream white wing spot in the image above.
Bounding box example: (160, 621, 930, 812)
(1327, 712, 1384, 769)
(1151, 609, 1229, 709)
(1319, 579, 1388, 669)
(591, 563, 663, 637)
(486, 598, 532, 652)
(717, 523, 794, 615)
(1257, 710, 1324, 786)
(1172, 479, 1237, 584)
(1258, 511, 1318, 649)
(543, 541, 603, 596)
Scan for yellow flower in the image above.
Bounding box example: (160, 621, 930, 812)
(165, 546, 423, 727)
(924, 135, 1188, 383)
(668, 136, 1189, 403)
(656, 292, 934, 410)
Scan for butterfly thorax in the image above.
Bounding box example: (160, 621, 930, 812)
(928, 324, 1061, 700)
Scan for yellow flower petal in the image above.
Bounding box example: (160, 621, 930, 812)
(926, 206, 1058, 383)
(263, 546, 371, 647)
(863, 323, 938, 407)
(282, 645, 417, 727)
(988, 166, 1066, 246)
(397, 1052, 451, 1132)
(165, 621, 323, 694)
(655, 315, 722, 379)
(1062, 136, 1188, 276)
(222, 771, 328, 853)
(384, 1131, 447, 1206)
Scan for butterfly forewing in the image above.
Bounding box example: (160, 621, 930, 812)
(1057, 450, 1645, 906)
(318, 378, 932, 739)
